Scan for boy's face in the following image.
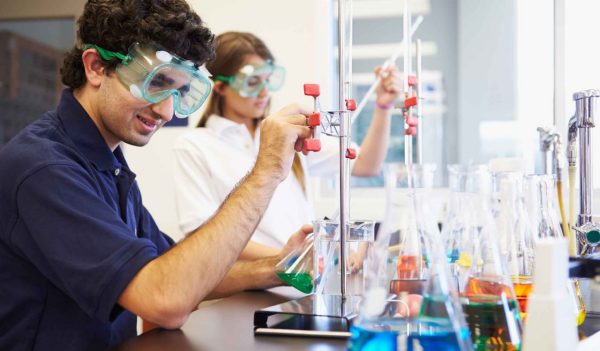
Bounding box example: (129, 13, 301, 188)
(95, 71, 174, 150)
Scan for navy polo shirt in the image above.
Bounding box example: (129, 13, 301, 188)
(0, 90, 175, 350)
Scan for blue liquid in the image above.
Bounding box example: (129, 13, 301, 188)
(447, 249, 460, 263)
(347, 319, 468, 351)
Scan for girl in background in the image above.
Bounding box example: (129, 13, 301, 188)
(173, 31, 399, 259)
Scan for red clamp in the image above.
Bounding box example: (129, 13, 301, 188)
(345, 148, 357, 159)
(307, 113, 320, 127)
(304, 84, 320, 97)
(407, 75, 417, 87)
(405, 127, 417, 136)
(405, 115, 418, 127)
(345, 99, 357, 111)
(303, 139, 321, 152)
(303, 84, 322, 152)
(403, 95, 418, 108)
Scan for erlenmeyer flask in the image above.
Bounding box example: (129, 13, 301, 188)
(494, 172, 535, 320)
(443, 165, 488, 290)
(525, 175, 586, 326)
(347, 163, 474, 351)
(274, 233, 314, 293)
(444, 164, 470, 264)
(386, 163, 436, 297)
(455, 166, 523, 350)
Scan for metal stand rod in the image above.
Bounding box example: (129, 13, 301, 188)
(337, 0, 352, 299)
(403, 0, 413, 165)
(416, 39, 423, 164)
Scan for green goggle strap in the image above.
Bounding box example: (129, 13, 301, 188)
(214, 75, 234, 84)
(83, 44, 131, 64)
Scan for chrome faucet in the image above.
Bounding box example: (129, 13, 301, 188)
(569, 89, 600, 255)
(537, 127, 562, 176)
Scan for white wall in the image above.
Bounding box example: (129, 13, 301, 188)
(516, 0, 553, 171)
(564, 0, 600, 191)
(457, 0, 518, 164)
(123, 0, 333, 241)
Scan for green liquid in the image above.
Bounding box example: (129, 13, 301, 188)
(276, 272, 314, 294)
(419, 295, 451, 320)
(462, 299, 522, 351)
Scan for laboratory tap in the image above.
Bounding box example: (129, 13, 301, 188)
(537, 127, 562, 176)
(569, 89, 600, 255)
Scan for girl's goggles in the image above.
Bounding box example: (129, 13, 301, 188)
(215, 61, 285, 98)
(85, 42, 213, 118)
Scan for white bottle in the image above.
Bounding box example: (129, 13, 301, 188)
(522, 237, 578, 351)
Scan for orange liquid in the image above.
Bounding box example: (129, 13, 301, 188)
(462, 277, 522, 350)
(512, 277, 533, 320)
(397, 255, 420, 279)
(389, 279, 426, 295)
(464, 277, 516, 301)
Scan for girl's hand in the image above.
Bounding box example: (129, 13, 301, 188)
(374, 65, 401, 108)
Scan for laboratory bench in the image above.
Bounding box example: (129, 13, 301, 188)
(112, 286, 600, 351)
(112, 287, 347, 351)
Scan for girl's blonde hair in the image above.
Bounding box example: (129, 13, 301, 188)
(199, 31, 305, 193)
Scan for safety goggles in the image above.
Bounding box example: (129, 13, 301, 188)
(215, 61, 285, 97)
(85, 42, 213, 118)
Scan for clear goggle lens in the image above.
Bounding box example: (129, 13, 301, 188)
(90, 42, 213, 118)
(216, 61, 285, 98)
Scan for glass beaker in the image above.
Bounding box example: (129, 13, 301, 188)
(312, 219, 375, 296)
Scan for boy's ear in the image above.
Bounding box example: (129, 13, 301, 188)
(213, 81, 226, 95)
(81, 49, 107, 87)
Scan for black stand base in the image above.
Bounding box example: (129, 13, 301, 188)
(254, 294, 361, 338)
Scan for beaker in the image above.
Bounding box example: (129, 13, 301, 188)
(312, 219, 375, 296)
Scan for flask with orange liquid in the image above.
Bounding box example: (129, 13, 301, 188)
(444, 165, 523, 350)
(494, 172, 534, 321)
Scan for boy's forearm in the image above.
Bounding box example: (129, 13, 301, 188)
(205, 256, 282, 300)
(119, 168, 279, 326)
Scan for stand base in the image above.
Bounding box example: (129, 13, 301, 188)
(254, 294, 361, 338)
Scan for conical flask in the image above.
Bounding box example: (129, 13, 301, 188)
(274, 233, 315, 293)
(443, 165, 490, 290)
(347, 163, 474, 351)
(494, 172, 535, 320)
(456, 166, 523, 350)
(524, 174, 586, 326)
(386, 163, 436, 297)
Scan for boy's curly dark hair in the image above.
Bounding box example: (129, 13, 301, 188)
(61, 0, 215, 89)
